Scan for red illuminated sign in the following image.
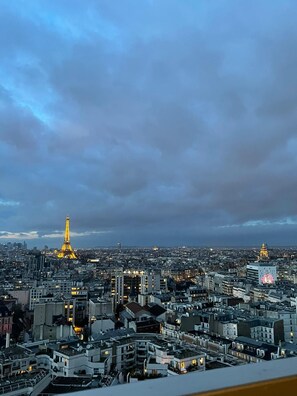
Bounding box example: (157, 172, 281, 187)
(261, 273, 274, 284)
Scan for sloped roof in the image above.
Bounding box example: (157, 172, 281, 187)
(146, 304, 166, 317)
(125, 302, 149, 314)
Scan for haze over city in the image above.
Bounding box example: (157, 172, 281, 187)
(1, 0, 297, 247)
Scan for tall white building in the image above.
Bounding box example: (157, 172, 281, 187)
(246, 263, 277, 285)
(111, 270, 141, 307)
(140, 272, 161, 294)
(111, 270, 125, 306)
(278, 311, 297, 343)
(29, 286, 47, 310)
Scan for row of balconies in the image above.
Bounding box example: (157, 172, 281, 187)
(137, 344, 147, 350)
(124, 354, 135, 362)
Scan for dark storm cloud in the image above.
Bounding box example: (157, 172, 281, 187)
(1, 0, 297, 247)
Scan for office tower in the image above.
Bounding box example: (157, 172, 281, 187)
(111, 270, 141, 307)
(28, 251, 45, 280)
(140, 271, 161, 294)
(246, 263, 277, 285)
(111, 270, 124, 306)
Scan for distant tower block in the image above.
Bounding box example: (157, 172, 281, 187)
(259, 243, 269, 260)
(57, 216, 77, 259)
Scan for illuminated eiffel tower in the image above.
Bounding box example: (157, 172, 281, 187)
(57, 216, 77, 259)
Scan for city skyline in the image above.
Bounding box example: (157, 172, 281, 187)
(1, 0, 297, 247)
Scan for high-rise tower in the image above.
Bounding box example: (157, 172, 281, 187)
(57, 216, 77, 259)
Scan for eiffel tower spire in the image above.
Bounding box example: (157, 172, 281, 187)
(57, 216, 77, 259)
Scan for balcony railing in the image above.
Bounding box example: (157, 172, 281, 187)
(63, 356, 297, 396)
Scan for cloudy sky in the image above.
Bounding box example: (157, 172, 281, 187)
(1, 0, 297, 248)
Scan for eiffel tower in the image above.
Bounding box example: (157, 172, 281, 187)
(57, 216, 77, 259)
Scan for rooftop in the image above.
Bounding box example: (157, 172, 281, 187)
(0, 346, 33, 363)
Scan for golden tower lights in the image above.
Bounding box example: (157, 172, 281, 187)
(57, 216, 77, 259)
(259, 243, 269, 260)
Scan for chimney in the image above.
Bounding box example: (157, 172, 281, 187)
(5, 333, 10, 349)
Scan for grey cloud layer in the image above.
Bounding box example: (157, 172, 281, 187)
(1, 0, 297, 246)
